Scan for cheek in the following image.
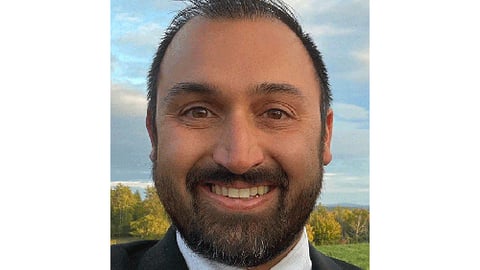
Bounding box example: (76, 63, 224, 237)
(270, 131, 321, 186)
(155, 124, 209, 208)
(276, 137, 321, 210)
(156, 122, 211, 178)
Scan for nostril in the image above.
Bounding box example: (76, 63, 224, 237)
(212, 148, 263, 175)
(212, 118, 264, 174)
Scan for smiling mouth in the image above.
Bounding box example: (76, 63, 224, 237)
(209, 184, 271, 199)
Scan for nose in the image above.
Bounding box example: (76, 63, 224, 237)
(212, 113, 264, 174)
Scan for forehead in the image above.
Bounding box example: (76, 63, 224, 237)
(158, 17, 319, 100)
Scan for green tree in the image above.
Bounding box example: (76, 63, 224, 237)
(308, 205, 342, 245)
(332, 207, 354, 243)
(349, 208, 369, 242)
(130, 186, 170, 239)
(333, 207, 370, 243)
(131, 190, 145, 220)
(111, 184, 142, 237)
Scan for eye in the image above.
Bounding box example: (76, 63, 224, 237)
(263, 108, 289, 120)
(183, 106, 212, 118)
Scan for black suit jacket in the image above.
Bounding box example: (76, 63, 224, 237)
(111, 227, 362, 270)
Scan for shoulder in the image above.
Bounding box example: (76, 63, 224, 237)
(111, 240, 158, 270)
(309, 243, 363, 270)
(111, 227, 188, 270)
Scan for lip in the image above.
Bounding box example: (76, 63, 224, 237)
(198, 181, 278, 212)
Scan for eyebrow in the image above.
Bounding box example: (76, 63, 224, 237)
(251, 82, 305, 99)
(161, 81, 305, 105)
(161, 82, 219, 105)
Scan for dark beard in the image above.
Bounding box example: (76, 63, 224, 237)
(153, 161, 323, 267)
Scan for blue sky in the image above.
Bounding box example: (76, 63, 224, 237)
(111, 0, 369, 206)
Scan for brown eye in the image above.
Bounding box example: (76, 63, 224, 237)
(187, 107, 210, 118)
(265, 109, 286, 120)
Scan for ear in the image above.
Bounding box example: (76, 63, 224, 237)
(322, 109, 333, 165)
(146, 108, 157, 162)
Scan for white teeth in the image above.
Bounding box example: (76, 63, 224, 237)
(239, 188, 250, 198)
(228, 188, 239, 198)
(221, 186, 228, 196)
(211, 184, 270, 198)
(214, 185, 222, 195)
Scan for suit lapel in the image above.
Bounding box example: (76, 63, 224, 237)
(137, 227, 189, 270)
(309, 243, 343, 270)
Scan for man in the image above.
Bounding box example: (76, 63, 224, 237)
(112, 0, 362, 269)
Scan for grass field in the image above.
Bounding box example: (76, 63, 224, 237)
(316, 242, 369, 270)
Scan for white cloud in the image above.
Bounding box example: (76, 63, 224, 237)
(283, 0, 356, 38)
(333, 102, 369, 121)
(353, 48, 369, 66)
(306, 24, 354, 38)
(111, 84, 147, 117)
(284, 0, 339, 17)
(331, 119, 369, 158)
(322, 172, 369, 205)
(151, 0, 186, 10)
(345, 47, 370, 82)
(115, 12, 141, 23)
(118, 22, 163, 48)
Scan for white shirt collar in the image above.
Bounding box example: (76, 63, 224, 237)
(176, 228, 312, 270)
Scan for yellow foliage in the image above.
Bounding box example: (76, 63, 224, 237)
(306, 224, 315, 242)
(130, 213, 170, 239)
(307, 205, 342, 245)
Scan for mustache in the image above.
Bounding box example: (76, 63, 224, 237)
(186, 164, 289, 191)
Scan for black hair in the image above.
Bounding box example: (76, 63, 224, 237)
(147, 0, 331, 138)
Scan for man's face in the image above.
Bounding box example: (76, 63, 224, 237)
(148, 18, 333, 267)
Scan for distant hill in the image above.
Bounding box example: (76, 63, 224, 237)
(324, 203, 369, 210)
